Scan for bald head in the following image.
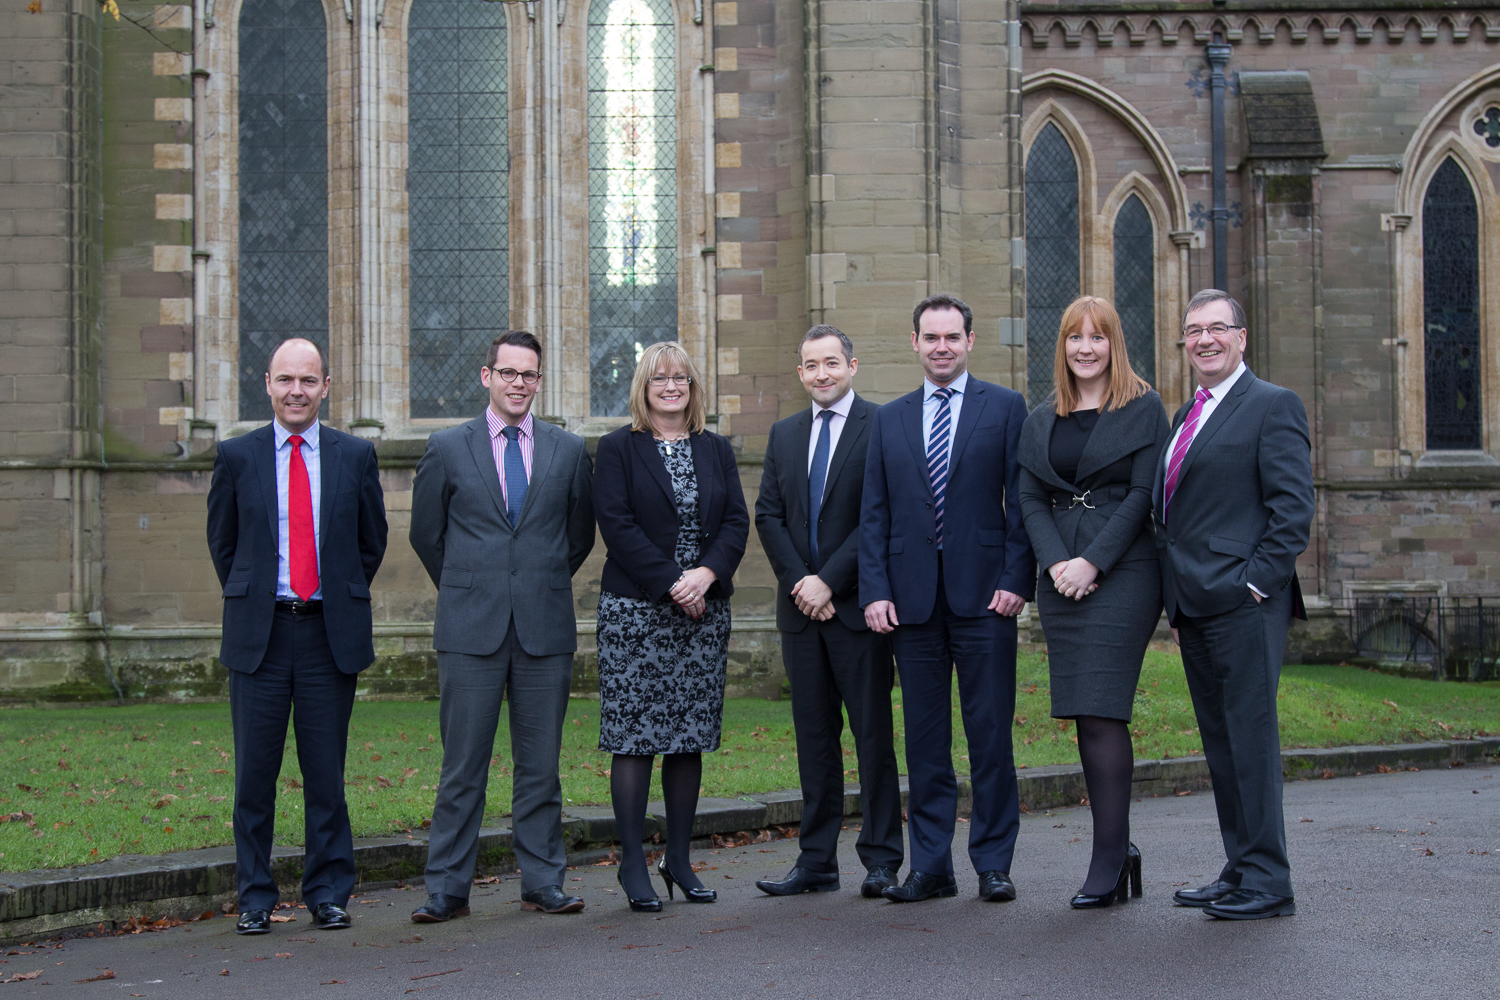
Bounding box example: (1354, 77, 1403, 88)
(267, 338, 328, 379)
(265, 338, 330, 434)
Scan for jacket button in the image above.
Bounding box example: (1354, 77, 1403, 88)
(1168, 538, 1175, 546)
(925, 501, 932, 509)
(926, 537, 933, 544)
(511, 569, 518, 576)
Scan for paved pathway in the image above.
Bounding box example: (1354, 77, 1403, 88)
(4, 765, 1496, 998)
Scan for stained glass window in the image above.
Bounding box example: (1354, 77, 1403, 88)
(587, 0, 678, 417)
(408, 0, 508, 419)
(238, 0, 328, 421)
(1422, 158, 1481, 450)
(1025, 123, 1080, 406)
(1113, 194, 1156, 387)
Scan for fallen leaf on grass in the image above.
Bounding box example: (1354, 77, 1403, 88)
(3, 970, 41, 982)
(218, 969, 229, 976)
(74, 970, 115, 983)
(269, 914, 296, 923)
(274, 952, 293, 959)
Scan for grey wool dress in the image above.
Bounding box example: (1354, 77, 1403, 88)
(1017, 391, 1170, 721)
(596, 439, 732, 754)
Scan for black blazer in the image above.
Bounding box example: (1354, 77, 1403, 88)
(1017, 391, 1169, 578)
(594, 427, 749, 602)
(206, 423, 388, 675)
(755, 394, 878, 633)
(1151, 370, 1314, 623)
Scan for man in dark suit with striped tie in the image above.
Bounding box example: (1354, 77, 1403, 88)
(206, 338, 388, 935)
(859, 295, 1036, 903)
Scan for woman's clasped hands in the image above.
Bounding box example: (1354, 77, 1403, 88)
(669, 566, 717, 619)
(1049, 557, 1100, 601)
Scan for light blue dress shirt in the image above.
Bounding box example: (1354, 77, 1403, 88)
(273, 419, 323, 601)
(921, 370, 969, 449)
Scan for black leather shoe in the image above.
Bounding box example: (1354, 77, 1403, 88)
(411, 893, 471, 923)
(861, 867, 898, 898)
(658, 858, 717, 903)
(978, 870, 1017, 902)
(520, 885, 586, 914)
(1173, 879, 1238, 908)
(235, 909, 271, 935)
(310, 902, 352, 930)
(1204, 888, 1296, 920)
(881, 870, 958, 903)
(755, 867, 839, 896)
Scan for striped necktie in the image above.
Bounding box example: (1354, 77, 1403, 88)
(927, 387, 955, 547)
(1162, 386, 1212, 521)
(502, 424, 527, 526)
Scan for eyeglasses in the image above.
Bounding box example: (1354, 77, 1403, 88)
(486, 367, 542, 385)
(1182, 323, 1239, 341)
(647, 375, 693, 386)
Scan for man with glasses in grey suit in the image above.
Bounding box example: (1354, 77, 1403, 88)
(409, 331, 595, 921)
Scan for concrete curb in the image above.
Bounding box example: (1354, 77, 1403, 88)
(1, 738, 1493, 943)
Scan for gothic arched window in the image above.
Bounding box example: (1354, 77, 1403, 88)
(1422, 158, 1481, 450)
(587, 0, 678, 417)
(237, 0, 328, 421)
(407, 0, 509, 419)
(1113, 194, 1156, 387)
(1026, 122, 1080, 405)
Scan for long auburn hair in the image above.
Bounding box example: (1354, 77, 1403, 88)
(1051, 296, 1151, 417)
(628, 341, 708, 435)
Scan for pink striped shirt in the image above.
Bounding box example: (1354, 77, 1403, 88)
(486, 408, 535, 510)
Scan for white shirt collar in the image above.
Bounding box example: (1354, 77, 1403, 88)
(1198, 361, 1248, 402)
(814, 389, 856, 419)
(923, 370, 969, 400)
(274, 418, 320, 448)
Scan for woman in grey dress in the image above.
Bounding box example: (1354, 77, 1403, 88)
(1018, 296, 1169, 909)
(593, 342, 749, 911)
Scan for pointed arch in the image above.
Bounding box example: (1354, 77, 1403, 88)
(1024, 121, 1081, 406)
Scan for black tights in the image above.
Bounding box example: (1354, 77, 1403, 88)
(611, 752, 705, 900)
(1076, 715, 1135, 895)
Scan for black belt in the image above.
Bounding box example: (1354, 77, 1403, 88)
(275, 599, 323, 615)
(1048, 485, 1132, 509)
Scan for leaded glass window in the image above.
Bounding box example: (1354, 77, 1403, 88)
(408, 0, 508, 419)
(587, 0, 678, 417)
(1025, 123, 1080, 406)
(238, 0, 328, 421)
(1113, 194, 1156, 387)
(1422, 158, 1481, 450)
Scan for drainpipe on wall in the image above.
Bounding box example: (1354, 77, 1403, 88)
(1206, 35, 1231, 291)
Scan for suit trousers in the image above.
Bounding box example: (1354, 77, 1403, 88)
(891, 568, 1021, 877)
(425, 623, 573, 896)
(229, 609, 358, 912)
(782, 617, 903, 874)
(1178, 588, 1294, 898)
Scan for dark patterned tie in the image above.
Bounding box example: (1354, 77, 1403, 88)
(927, 387, 954, 547)
(807, 409, 834, 571)
(502, 424, 527, 526)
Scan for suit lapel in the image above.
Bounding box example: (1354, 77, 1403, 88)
(317, 428, 342, 548)
(790, 407, 813, 513)
(819, 397, 865, 501)
(1154, 403, 1190, 512)
(633, 430, 676, 508)
(252, 424, 279, 548)
(900, 392, 935, 500)
(948, 380, 988, 475)
(690, 433, 716, 530)
(513, 420, 557, 529)
(466, 415, 513, 532)
(1020, 402, 1073, 492)
(1177, 371, 1254, 485)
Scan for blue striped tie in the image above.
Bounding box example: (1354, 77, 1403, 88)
(927, 387, 954, 547)
(502, 425, 527, 526)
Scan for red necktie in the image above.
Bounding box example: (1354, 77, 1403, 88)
(287, 434, 318, 601)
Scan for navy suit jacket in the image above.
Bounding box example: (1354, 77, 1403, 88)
(859, 376, 1036, 623)
(206, 423, 388, 675)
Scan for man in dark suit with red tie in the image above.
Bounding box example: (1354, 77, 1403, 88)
(206, 338, 388, 935)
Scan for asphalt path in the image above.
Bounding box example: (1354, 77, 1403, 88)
(6, 764, 1496, 999)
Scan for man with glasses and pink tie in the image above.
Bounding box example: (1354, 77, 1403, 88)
(1152, 289, 1314, 921)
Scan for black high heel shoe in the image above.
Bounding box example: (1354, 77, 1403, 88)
(617, 870, 662, 913)
(657, 858, 716, 903)
(1070, 844, 1142, 909)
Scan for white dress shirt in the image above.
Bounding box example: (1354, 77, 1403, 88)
(1163, 362, 1264, 597)
(273, 418, 323, 601)
(921, 370, 969, 449)
(807, 388, 856, 472)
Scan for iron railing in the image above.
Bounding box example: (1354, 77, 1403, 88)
(1349, 595, 1499, 681)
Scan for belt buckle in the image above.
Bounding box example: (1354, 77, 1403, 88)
(1070, 490, 1094, 509)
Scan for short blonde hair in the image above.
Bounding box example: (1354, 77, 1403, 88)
(1051, 296, 1151, 417)
(629, 342, 708, 435)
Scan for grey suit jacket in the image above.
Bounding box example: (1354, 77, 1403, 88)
(1151, 370, 1313, 623)
(410, 414, 595, 658)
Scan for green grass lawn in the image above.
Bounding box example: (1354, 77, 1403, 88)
(1, 652, 1495, 873)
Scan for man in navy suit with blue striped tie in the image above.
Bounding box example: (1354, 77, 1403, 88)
(859, 295, 1036, 903)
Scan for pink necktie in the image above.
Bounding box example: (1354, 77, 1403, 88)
(1162, 387, 1212, 521)
(287, 434, 318, 601)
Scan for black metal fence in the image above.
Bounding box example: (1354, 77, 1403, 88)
(1349, 595, 1499, 681)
